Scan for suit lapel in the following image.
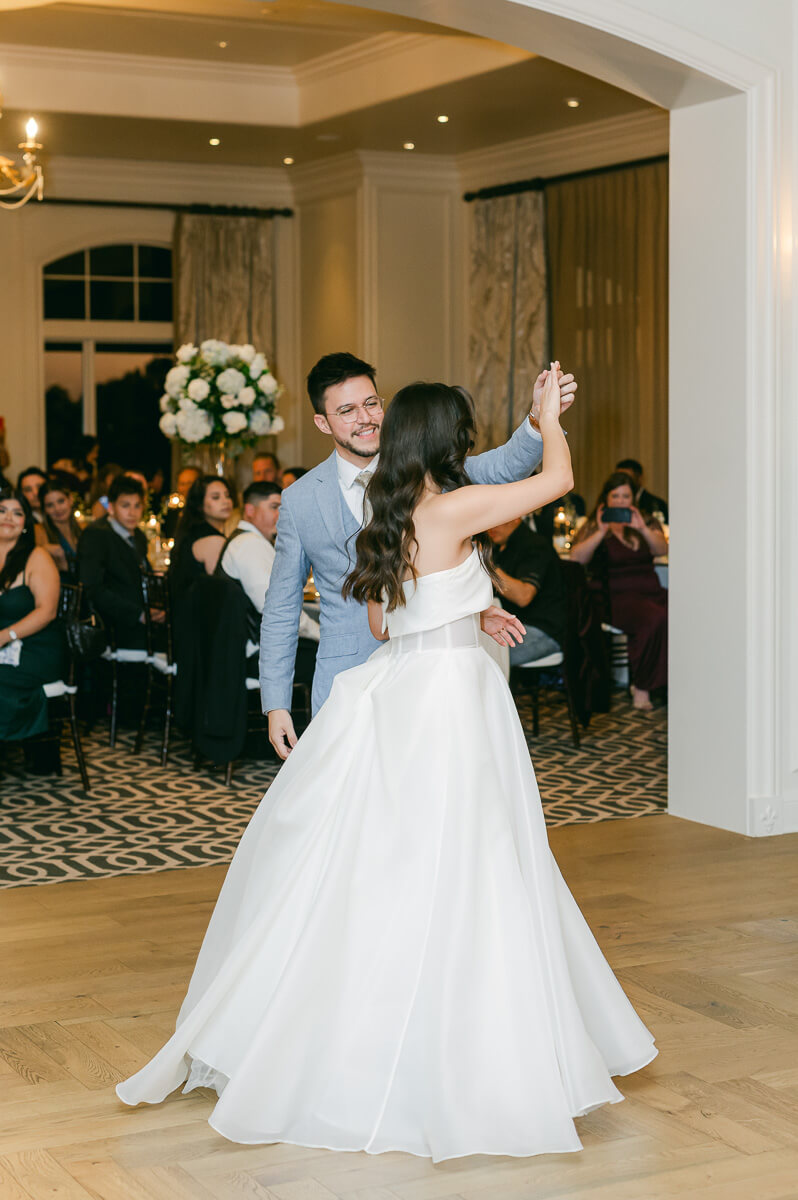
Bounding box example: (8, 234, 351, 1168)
(313, 452, 349, 550)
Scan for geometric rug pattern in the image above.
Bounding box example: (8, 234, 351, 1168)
(0, 692, 666, 889)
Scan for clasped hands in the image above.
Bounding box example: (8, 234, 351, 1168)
(529, 363, 577, 428)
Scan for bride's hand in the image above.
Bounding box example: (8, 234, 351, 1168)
(480, 606, 526, 647)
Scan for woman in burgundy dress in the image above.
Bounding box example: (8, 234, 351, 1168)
(571, 472, 668, 710)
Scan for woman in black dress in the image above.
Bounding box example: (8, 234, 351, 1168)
(168, 475, 235, 609)
(0, 488, 64, 752)
(38, 477, 83, 580)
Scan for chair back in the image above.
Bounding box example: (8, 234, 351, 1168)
(57, 580, 82, 685)
(141, 570, 174, 664)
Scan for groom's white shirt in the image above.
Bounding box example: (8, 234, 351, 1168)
(336, 451, 378, 525)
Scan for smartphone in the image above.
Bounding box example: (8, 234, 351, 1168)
(601, 506, 632, 524)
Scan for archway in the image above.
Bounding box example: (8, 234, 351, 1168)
(338, 0, 787, 837)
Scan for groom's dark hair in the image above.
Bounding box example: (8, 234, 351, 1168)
(307, 352, 376, 415)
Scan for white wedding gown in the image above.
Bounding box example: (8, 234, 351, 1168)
(117, 549, 656, 1161)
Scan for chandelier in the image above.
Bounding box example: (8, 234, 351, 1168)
(0, 114, 44, 210)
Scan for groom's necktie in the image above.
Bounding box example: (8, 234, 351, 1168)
(354, 470, 372, 524)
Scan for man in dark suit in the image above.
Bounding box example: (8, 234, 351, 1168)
(77, 474, 150, 649)
(616, 458, 668, 522)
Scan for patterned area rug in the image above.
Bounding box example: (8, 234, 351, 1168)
(0, 692, 666, 889)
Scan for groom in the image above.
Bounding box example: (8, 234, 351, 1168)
(261, 352, 577, 758)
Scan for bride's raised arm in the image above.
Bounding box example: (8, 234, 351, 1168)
(435, 362, 573, 539)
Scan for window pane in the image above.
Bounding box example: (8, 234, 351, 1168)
(90, 280, 135, 320)
(89, 244, 134, 277)
(95, 350, 173, 483)
(44, 347, 84, 466)
(137, 245, 172, 279)
(138, 281, 173, 322)
(44, 279, 86, 319)
(44, 251, 86, 276)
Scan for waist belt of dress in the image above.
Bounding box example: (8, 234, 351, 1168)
(390, 613, 481, 654)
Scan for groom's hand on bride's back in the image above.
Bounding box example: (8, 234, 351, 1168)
(268, 709, 298, 760)
(530, 365, 577, 425)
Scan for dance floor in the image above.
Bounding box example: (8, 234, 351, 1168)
(1, 814, 797, 1198)
(0, 693, 667, 888)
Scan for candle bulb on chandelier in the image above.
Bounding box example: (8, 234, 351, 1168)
(25, 118, 39, 143)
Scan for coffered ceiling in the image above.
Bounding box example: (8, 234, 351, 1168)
(0, 0, 660, 168)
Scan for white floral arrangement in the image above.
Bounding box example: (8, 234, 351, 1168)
(158, 340, 285, 447)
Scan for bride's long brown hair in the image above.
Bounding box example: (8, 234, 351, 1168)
(343, 381, 497, 612)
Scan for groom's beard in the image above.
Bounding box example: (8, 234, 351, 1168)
(333, 424, 381, 459)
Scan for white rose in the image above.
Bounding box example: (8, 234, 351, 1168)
(237, 343, 256, 364)
(258, 373, 279, 397)
(222, 410, 248, 435)
(159, 412, 178, 437)
(200, 339, 230, 366)
(216, 367, 246, 396)
(249, 353, 266, 380)
(248, 409, 272, 435)
(176, 343, 197, 363)
(219, 393, 238, 409)
(238, 386, 256, 408)
(165, 364, 190, 397)
(159, 393, 173, 413)
(178, 396, 198, 413)
(187, 377, 211, 402)
(270, 414, 285, 434)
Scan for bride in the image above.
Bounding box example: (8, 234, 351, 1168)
(117, 365, 656, 1161)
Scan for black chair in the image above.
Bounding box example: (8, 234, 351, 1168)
(134, 572, 176, 763)
(510, 647, 582, 749)
(44, 581, 90, 791)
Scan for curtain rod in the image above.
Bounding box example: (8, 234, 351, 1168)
(463, 153, 668, 202)
(39, 197, 293, 218)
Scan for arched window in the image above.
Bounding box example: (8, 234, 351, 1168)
(43, 243, 172, 321)
(43, 243, 174, 477)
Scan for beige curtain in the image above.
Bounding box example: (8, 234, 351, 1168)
(173, 213, 278, 482)
(546, 161, 668, 509)
(174, 213, 275, 357)
(468, 192, 548, 451)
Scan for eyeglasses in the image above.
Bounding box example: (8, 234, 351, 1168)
(327, 397, 384, 425)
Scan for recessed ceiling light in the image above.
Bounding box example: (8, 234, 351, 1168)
(565, 97, 581, 108)
(283, 156, 295, 165)
(209, 137, 221, 146)
(436, 114, 449, 124)
(403, 142, 415, 151)
(218, 40, 228, 48)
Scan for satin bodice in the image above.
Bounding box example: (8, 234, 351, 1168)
(384, 548, 492, 639)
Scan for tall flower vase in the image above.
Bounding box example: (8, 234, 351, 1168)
(192, 441, 238, 481)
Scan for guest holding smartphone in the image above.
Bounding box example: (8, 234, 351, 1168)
(571, 471, 668, 710)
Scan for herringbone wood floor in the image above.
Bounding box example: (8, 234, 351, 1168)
(1, 814, 797, 1199)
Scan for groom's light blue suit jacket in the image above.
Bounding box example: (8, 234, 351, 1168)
(260, 419, 544, 716)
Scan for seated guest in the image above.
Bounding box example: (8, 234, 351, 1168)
(218, 481, 320, 645)
(251, 452, 280, 483)
(17, 467, 47, 524)
(571, 471, 668, 710)
(488, 516, 565, 666)
(280, 466, 307, 488)
(616, 457, 668, 522)
(39, 478, 82, 579)
(0, 488, 64, 760)
(160, 465, 200, 538)
(168, 475, 234, 613)
(77, 474, 151, 649)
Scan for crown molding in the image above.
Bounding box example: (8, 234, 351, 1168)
(457, 109, 669, 191)
(0, 41, 299, 126)
(357, 150, 460, 191)
(294, 32, 429, 85)
(290, 152, 365, 204)
(46, 155, 293, 207)
(0, 41, 294, 88)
